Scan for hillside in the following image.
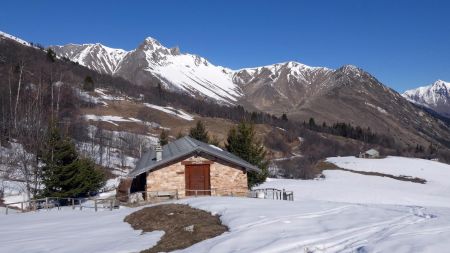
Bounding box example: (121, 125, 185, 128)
(52, 35, 450, 150)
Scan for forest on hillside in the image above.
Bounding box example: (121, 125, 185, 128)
(1, 36, 450, 193)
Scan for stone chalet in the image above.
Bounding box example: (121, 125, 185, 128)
(359, 148, 380, 159)
(118, 136, 260, 201)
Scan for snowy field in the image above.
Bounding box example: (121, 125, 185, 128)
(262, 156, 450, 207)
(179, 197, 450, 253)
(1, 156, 450, 252)
(0, 207, 163, 253)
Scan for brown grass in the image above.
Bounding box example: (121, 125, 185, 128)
(315, 161, 427, 184)
(124, 204, 228, 253)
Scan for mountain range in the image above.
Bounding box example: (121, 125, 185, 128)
(50, 36, 450, 148)
(1, 31, 449, 150)
(51, 37, 449, 117)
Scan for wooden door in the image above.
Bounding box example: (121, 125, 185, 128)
(185, 164, 211, 196)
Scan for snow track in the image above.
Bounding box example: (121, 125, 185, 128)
(179, 198, 448, 253)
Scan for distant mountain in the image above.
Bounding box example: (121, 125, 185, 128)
(234, 61, 334, 113)
(2, 30, 450, 170)
(43, 33, 450, 148)
(51, 38, 241, 104)
(403, 80, 450, 118)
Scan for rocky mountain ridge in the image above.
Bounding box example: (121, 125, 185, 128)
(403, 80, 450, 118)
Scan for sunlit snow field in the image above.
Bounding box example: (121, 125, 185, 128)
(1, 156, 450, 253)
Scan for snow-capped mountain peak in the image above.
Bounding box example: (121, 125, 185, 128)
(0, 30, 34, 47)
(51, 43, 127, 74)
(50, 36, 379, 107)
(403, 80, 450, 118)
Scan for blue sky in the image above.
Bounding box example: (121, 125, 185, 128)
(1, 0, 449, 92)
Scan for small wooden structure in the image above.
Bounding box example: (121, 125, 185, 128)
(359, 149, 380, 158)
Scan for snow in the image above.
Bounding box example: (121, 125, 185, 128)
(84, 114, 142, 126)
(2, 156, 450, 252)
(52, 43, 127, 74)
(76, 88, 108, 106)
(94, 88, 126, 101)
(53, 37, 242, 104)
(403, 79, 450, 108)
(172, 156, 450, 252)
(149, 54, 241, 103)
(77, 141, 137, 175)
(143, 103, 194, 121)
(0, 31, 33, 47)
(0, 207, 163, 253)
(262, 156, 450, 208)
(209, 144, 223, 151)
(178, 197, 450, 253)
(0, 142, 35, 206)
(365, 101, 388, 114)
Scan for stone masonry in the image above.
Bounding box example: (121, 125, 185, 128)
(146, 154, 248, 198)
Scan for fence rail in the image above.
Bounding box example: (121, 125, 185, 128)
(250, 188, 294, 201)
(4, 197, 117, 215)
(4, 187, 294, 215)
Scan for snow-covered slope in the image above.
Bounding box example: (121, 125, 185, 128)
(0, 31, 33, 47)
(403, 80, 450, 118)
(180, 197, 450, 253)
(262, 156, 450, 207)
(51, 43, 127, 74)
(51, 37, 242, 103)
(3, 156, 450, 253)
(0, 207, 163, 253)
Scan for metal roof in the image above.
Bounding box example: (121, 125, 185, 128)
(129, 136, 261, 177)
(365, 149, 379, 156)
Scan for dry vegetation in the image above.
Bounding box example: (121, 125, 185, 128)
(124, 204, 228, 253)
(314, 161, 427, 184)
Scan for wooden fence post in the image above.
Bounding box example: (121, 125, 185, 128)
(5, 205, 8, 215)
(79, 199, 82, 211)
(21, 202, 23, 212)
(94, 199, 98, 212)
(110, 199, 113, 211)
(45, 197, 49, 210)
(72, 198, 75, 210)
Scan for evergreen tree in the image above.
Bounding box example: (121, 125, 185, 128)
(47, 48, 56, 62)
(225, 122, 268, 188)
(83, 76, 95, 91)
(40, 126, 105, 198)
(159, 130, 169, 146)
(176, 132, 185, 139)
(209, 135, 221, 146)
(308, 117, 316, 129)
(189, 120, 209, 143)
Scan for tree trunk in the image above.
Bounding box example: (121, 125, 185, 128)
(14, 62, 24, 129)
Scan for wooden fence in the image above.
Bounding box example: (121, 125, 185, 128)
(4, 197, 117, 215)
(249, 188, 294, 201)
(4, 188, 294, 214)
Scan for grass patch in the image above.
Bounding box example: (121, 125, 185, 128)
(315, 161, 427, 184)
(124, 204, 228, 253)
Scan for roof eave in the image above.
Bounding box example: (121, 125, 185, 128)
(130, 147, 261, 177)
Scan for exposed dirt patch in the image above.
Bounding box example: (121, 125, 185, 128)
(124, 204, 228, 253)
(316, 161, 427, 184)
